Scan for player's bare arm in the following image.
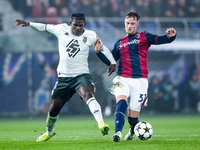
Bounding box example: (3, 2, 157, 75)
(15, 19, 30, 27)
(107, 64, 116, 76)
(166, 28, 177, 37)
(94, 38, 101, 53)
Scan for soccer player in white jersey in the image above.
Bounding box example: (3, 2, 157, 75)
(15, 13, 116, 142)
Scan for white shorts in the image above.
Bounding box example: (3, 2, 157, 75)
(110, 76, 148, 112)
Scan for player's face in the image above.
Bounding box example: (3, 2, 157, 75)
(70, 19, 86, 35)
(124, 16, 139, 35)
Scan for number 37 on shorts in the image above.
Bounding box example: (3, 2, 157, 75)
(138, 94, 147, 102)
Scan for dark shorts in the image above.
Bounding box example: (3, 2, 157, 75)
(51, 73, 95, 101)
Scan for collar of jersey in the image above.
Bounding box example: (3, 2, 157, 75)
(70, 29, 85, 36)
(126, 32, 137, 37)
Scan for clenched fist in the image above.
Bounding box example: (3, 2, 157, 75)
(166, 28, 177, 37)
(15, 19, 30, 27)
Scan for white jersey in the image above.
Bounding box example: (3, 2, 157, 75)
(46, 23, 97, 77)
(29, 22, 116, 77)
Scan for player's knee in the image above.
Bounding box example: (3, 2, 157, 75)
(81, 91, 94, 101)
(49, 110, 59, 117)
(49, 104, 62, 117)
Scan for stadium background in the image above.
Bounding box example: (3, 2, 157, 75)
(0, 0, 200, 116)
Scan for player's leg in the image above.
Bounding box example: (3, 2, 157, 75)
(78, 85, 110, 135)
(37, 77, 74, 142)
(111, 76, 130, 142)
(46, 99, 67, 134)
(124, 110, 140, 140)
(124, 78, 148, 141)
(112, 95, 128, 142)
(36, 98, 67, 142)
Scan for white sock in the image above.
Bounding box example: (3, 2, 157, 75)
(46, 113, 59, 136)
(86, 97, 105, 127)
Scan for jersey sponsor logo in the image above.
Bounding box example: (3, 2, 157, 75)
(66, 39, 80, 57)
(120, 39, 140, 48)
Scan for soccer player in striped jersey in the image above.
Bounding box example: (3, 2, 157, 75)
(15, 13, 116, 142)
(96, 11, 176, 142)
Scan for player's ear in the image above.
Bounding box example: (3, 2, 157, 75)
(70, 21, 72, 26)
(137, 21, 139, 27)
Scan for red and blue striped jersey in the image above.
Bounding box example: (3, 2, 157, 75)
(112, 31, 176, 78)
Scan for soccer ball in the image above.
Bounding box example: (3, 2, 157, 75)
(134, 121, 153, 140)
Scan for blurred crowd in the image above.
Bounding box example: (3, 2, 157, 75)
(148, 69, 200, 113)
(10, 0, 200, 19)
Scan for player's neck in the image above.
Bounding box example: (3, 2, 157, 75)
(71, 29, 85, 36)
(127, 32, 137, 36)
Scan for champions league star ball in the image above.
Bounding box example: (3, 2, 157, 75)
(134, 121, 153, 140)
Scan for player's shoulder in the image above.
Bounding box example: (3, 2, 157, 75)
(47, 23, 69, 29)
(138, 31, 148, 35)
(115, 35, 127, 43)
(137, 31, 155, 37)
(116, 37, 122, 43)
(84, 29, 97, 37)
(113, 37, 123, 48)
(58, 23, 70, 28)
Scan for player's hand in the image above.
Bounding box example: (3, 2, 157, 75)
(94, 38, 101, 53)
(15, 19, 30, 27)
(107, 64, 116, 76)
(166, 28, 176, 37)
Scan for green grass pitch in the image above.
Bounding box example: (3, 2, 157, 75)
(0, 114, 200, 150)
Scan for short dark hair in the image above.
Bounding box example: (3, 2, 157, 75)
(71, 13, 86, 22)
(126, 11, 140, 21)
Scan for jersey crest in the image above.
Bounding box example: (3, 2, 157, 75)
(83, 37, 87, 43)
(135, 33, 140, 38)
(66, 39, 80, 58)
